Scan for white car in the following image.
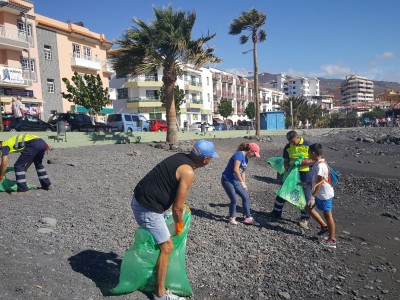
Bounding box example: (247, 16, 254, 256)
(189, 122, 214, 132)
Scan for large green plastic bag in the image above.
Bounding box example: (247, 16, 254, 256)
(0, 167, 37, 192)
(110, 206, 193, 296)
(267, 157, 286, 175)
(276, 167, 306, 210)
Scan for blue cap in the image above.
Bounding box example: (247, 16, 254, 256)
(191, 140, 219, 158)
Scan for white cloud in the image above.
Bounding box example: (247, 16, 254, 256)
(319, 64, 352, 78)
(376, 51, 395, 59)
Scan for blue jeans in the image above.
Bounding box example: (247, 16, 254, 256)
(221, 178, 251, 218)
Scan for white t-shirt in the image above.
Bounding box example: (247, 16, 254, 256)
(12, 100, 24, 118)
(311, 159, 334, 200)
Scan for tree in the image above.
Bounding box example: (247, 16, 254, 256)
(229, 8, 267, 139)
(62, 71, 109, 119)
(112, 6, 221, 144)
(245, 102, 255, 120)
(280, 96, 307, 128)
(218, 99, 232, 128)
(159, 85, 185, 114)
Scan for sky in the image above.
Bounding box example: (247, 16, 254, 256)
(33, 0, 400, 83)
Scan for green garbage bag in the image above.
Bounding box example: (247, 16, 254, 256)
(0, 167, 37, 192)
(110, 205, 193, 296)
(276, 167, 306, 210)
(267, 157, 286, 175)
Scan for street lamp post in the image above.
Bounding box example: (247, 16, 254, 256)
(290, 99, 294, 129)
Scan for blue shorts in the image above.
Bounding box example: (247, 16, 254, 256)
(131, 195, 171, 244)
(315, 197, 333, 213)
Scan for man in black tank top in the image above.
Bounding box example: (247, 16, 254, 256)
(131, 140, 218, 300)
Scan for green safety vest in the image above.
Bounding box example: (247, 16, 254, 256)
(1, 134, 39, 155)
(286, 137, 310, 172)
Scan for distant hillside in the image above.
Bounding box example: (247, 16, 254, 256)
(255, 73, 400, 101)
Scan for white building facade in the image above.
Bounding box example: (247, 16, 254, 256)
(109, 65, 213, 127)
(267, 74, 320, 99)
(340, 74, 374, 106)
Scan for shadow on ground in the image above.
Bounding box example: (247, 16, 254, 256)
(68, 250, 122, 296)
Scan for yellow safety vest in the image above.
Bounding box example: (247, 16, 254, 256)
(286, 137, 310, 172)
(1, 134, 39, 154)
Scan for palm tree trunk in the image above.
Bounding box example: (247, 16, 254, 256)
(253, 43, 260, 139)
(163, 70, 178, 145)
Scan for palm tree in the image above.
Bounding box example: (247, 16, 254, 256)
(112, 6, 221, 144)
(229, 8, 267, 139)
(280, 96, 307, 128)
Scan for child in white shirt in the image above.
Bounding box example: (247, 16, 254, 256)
(308, 143, 336, 248)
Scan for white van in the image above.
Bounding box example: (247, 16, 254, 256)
(107, 113, 149, 133)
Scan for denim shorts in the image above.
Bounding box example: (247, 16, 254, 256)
(315, 197, 333, 213)
(131, 195, 170, 244)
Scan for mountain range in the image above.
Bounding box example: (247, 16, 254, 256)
(255, 73, 400, 102)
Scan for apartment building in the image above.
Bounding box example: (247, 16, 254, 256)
(341, 74, 374, 106)
(210, 68, 286, 123)
(110, 65, 214, 127)
(267, 73, 320, 99)
(0, 0, 113, 121)
(0, 0, 41, 116)
(35, 14, 113, 121)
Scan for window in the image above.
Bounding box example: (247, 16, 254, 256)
(207, 77, 209, 86)
(293, 86, 296, 89)
(72, 44, 81, 58)
(146, 90, 159, 99)
(44, 45, 52, 60)
(21, 58, 35, 72)
(117, 88, 128, 99)
(47, 79, 55, 93)
(207, 93, 210, 102)
(18, 20, 32, 36)
(83, 46, 91, 60)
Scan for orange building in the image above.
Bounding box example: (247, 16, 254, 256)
(0, 0, 113, 121)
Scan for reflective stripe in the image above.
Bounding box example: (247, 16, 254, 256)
(36, 169, 46, 173)
(17, 179, 27, 183)
(38, 175, 48, 179)
(16, 171, 26, 175)
(274, 200, 285, 207)
(273, 207, 282, 212)
(14, 133, 27, 150)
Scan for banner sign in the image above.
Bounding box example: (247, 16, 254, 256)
(0, 66, 24, 85)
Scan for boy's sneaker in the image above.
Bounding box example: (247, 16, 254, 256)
(317, 226, 329, 235)
(228, 217, 238, 225)
(243, 217, 260, 226)
(298, 219, 309, 230)
(321, 238, 337, 249)
(153, 290, 185, 300)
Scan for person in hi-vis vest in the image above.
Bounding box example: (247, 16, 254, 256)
(0, 134, 51, 194)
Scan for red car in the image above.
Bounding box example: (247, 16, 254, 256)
(149, 119, 168, 132)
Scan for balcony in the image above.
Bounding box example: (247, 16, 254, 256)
(184, 80, 203, 92)
(212, 73, 221, 81)
(213, 89, 221, 96)
(71, 53, 101, 70)
(102, 60, 114, 74)
(221, 75, 233, 83)
(236, 94, 247, 100)
(126, 97, 162, 108)
(185, 98, 203, 109)
(222, 91, 233, 99)
(125, 75, 163, 88)
(0, 25, 32, 51)
(0, 65, 34, 87)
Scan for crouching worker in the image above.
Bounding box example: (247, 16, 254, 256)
(0, 134, 51, 195)
(131, 140, 218, 300)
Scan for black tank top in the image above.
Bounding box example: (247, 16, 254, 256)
(134, 153, 194, 213)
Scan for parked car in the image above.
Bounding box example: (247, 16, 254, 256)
(47, 113, 111, 132)
(106, 113, 149, 133)
(189, 122, 214, 132)
(2, 114, 54, 132)
(149, 119, 168, 132)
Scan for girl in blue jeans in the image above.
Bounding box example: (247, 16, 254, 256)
(221, 142, 261, 226)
